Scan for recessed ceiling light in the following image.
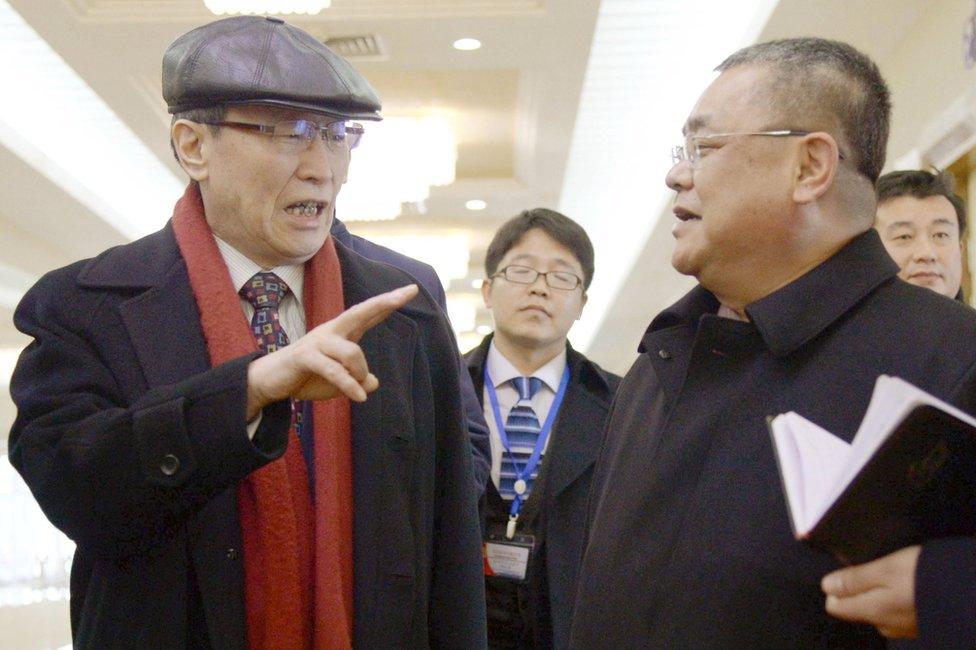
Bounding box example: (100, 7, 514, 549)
(470, 278, 483, 289)
(465, 199, 487, 210)
(476, 325, 493, 335)
(453, 38, 482, 51)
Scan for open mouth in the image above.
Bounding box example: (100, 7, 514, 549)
(674, 207, 701, 221)
(285, 200, 326, 217)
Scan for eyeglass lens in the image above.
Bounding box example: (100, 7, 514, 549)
(272, 120, 364, 152)
(502, 265, 580, 290)
(671, 145, 688, 165)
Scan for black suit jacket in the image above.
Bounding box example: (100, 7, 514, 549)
(9, 222, 487, 648)
(465, 334, 619, 649)
(331, 218, 492, 494)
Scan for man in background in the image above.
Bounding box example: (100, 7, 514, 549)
(466, 208, 619, 648)
(8, 15, 485, 648)
(821, 169, 975, 644)
(569, 37, 976, 647)
(873, 169, 967, 300)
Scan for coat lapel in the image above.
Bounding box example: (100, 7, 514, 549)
(639, 284, 716, 405)
(545, 379, 608, 497)
(642, 326, 694, 406)
(464, 334, 490, 396)
(543, 346, 614, 498)
(77, 225, 212, 390)
(118, 261, 212, 388)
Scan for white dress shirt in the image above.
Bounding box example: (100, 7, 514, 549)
(215, 236, 307, 339)
(483, 340, 568, 489)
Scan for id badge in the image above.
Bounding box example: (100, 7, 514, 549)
(483, 533, 535, 581)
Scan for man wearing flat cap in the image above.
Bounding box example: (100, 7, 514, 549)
(8, 15, 487, 649)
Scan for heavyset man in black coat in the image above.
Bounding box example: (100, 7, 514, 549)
(569, 38, 976, 648)
(8, 16, 485, 648)
(465, 209, 619, 648)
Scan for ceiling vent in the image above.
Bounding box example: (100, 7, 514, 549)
(324, 35, 388, 61)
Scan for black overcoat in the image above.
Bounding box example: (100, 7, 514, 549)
(570, 230, 976, 648)
(8, 222, 487, 649)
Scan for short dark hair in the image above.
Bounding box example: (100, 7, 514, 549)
(485, 208, 595, 290)
(876, 169, 967, 235)
(717, 38, 891, 183)
(168, 105, 228, 167)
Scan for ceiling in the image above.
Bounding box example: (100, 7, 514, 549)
(0, 0, 602, 353)
(0, 0, 953, 385)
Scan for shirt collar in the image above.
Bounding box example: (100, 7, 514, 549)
(214, 235, 305, 306)
(642, 229, 899, 357)
(486, 339, 568, 391)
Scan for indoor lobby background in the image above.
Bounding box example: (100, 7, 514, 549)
(2, 0, 976, 647)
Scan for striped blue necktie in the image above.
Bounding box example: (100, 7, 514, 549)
(498, 376, 545, 500)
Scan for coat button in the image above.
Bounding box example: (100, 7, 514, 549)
(657, 349, 672, 360)
(226, 548, 238, 560)
(160, 454, 180, 476)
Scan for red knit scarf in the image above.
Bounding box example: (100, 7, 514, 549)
(172, 184, 354, 649)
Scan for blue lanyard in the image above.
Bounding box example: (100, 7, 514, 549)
(485, 364, 571, 525)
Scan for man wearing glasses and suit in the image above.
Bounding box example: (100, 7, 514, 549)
(8, 16, 485, 648)
(465, 208, 619, 649)
(569, 38, 976, 648)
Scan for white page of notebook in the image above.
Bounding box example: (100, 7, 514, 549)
(773, 375, 976, 535)
(771, 412, 851, 533)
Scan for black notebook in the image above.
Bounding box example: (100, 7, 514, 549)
(768, 375, 976, 565)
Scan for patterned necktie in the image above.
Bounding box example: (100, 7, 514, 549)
(498, 376, 545, 500)
(240, 272, 313, 474)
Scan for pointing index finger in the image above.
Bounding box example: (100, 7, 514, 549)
(329, 284, 419, 341)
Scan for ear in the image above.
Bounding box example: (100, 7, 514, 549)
(576, 291, 588, 320)
(481, 278, 493, 308)
(337, 150, 351, 185)
(171, 119, 211, 182)
(792, 132, 840, 204)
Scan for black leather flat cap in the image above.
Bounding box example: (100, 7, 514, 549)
(163, 16, 381, 120)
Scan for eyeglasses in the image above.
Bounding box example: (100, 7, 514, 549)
(493, 265, 583, 291)
(670, 130, 813, 166)
(205, 119, 364, 153)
